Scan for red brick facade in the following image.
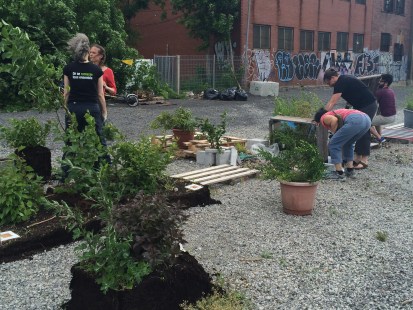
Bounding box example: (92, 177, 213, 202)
(133, 0, 412, 84)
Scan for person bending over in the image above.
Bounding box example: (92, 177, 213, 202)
(323, 68, 377, 170)
(314, 108, 371, 180)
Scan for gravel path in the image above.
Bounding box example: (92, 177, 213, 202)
(0, 86, 412, 309)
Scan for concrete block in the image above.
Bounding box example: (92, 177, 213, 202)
(249, 81, 279, 97)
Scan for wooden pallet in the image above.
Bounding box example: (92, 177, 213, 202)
(170, 164, 259, 185)
(382, 123, 413, 142)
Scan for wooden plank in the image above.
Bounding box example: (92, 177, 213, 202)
(190, 168, 250, 183)
(181, 166, 240, 180)
(170, 164, 230, 178)
(200, 170, 259, 185)
(270, 115, 313, 123)
(384, 123, 405, 129)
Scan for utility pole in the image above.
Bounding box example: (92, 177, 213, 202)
(243, 0, 251, 88)
(408, 0, 413, 85)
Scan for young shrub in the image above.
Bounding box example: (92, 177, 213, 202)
(151, 107, 197, 132)
(58, 113, 107, 194)
(100, 138, 172, 200)
(0, 117, 51, 149)
(113, 191, 188, 268)
(0, 155, 45, 225)
(197, 112, 227, 150)
(258, 140, 325, 183)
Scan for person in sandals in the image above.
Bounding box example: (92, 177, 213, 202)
(313, 108, 371, 180)
(323, 68, 377, 170)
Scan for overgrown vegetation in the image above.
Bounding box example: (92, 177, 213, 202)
(274, 91, 322, 118)
(0, 117, 52, 149)
(151, 107, 198, 132)
(0, 156, 46, 225)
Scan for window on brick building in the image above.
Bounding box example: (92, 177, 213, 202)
(384, 0, 394, 13)
(395, 0, 405, 14)
(356, 0, 366, 4)
(394, 43, 404, 61)
(253, 24, 271, 49)
(318, 32, 331, 51)
(353, 34, 364, 53)
(300, 30, 314, 51)
(337, 32, 348, 51)
(278, 27, 294, 50)
(380, 33, 391, 51)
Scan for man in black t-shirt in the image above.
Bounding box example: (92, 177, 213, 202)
(323, 68, 377, 170)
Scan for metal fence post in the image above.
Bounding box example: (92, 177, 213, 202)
(213, 55, 216, 89)
(176, 55, 181, 94)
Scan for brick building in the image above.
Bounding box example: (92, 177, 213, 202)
(132, 0, 412, 86)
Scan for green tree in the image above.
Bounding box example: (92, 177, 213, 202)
(0, 20, 62, 111)
(170, 0, 241, 87)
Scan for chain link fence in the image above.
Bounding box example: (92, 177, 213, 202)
(153, 55, 245, 94)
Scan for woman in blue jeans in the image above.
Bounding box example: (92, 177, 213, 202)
(314, 108, 371, 180)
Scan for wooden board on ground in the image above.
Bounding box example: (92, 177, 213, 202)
(170, 164, 259, 185)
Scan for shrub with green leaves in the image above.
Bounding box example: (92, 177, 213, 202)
(100, 138, 172, 200)
(0, 156, 45, 225)
(274, 91, 322, 118)
(151, 107, 198, 132)
(0, 20, 62, 111)
(197, 112, 227, 150)
(258, 140, 325, 183)
(0, 117, 51, 149)
(58, 113, 107, 194)
(113, 191, 187, 268)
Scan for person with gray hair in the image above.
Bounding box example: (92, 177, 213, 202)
(63, 33, 108, 139)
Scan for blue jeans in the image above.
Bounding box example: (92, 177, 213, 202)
(329, 114, 371, 164)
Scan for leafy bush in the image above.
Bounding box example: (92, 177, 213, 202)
(58, 113, 107, 194)
(0, 117, 51, 149)
(405, 93, 413, 111)
(274, 91, 322, 118)
(258, 140, 325, 183)
(0, 20, 62, 111)
(151, 107, 198, 132)
(0, 156, 45, 225)
(270, 123, 316, 150)
(99, 139, 172, 200)
(197, 112, 227, 150)
(113, 191, 187, 267)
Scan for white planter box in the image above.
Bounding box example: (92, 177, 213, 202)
(249, 81, 279, 97)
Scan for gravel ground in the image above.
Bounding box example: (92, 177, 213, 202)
(0, 86, 412, 309)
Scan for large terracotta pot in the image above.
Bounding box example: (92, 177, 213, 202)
(279, 181, 318, 215)
(172, 128, 195, 149)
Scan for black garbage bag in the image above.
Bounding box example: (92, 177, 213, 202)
(235, 89, 248, 101)
(203, 88, 220, 100)
(219, 87, 237, 101)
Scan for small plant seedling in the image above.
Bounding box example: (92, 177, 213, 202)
(260, 251, 274, 259)
(376, 231, 388, 242)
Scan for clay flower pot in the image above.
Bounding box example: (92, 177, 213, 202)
(280, 181, 318, 215)
(172, 128, 194, 149)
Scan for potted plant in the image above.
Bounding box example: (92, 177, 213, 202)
(197, 112, 230, 165)
(258, 140, 325, 215)
(151, 107, 197, 148)
(0, 117, 52, 180)
(403, 94, 413, 128)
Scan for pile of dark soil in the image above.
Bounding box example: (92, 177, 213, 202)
(0, 180, 220, 263)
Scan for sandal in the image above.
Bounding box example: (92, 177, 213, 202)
(354, 161, 368, 169)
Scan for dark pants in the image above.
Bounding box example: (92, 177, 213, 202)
(61, 102, 110, 179)
(65, 102, 106, 147)
(354, 101, 377, 156)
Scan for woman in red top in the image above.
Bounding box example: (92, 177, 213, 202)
(89, 44, 117, 96)
(314, 108, 371, 180)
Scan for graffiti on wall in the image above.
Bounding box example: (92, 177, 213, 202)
(254, 50, 272, 81)
(246, 48, 408, 83)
